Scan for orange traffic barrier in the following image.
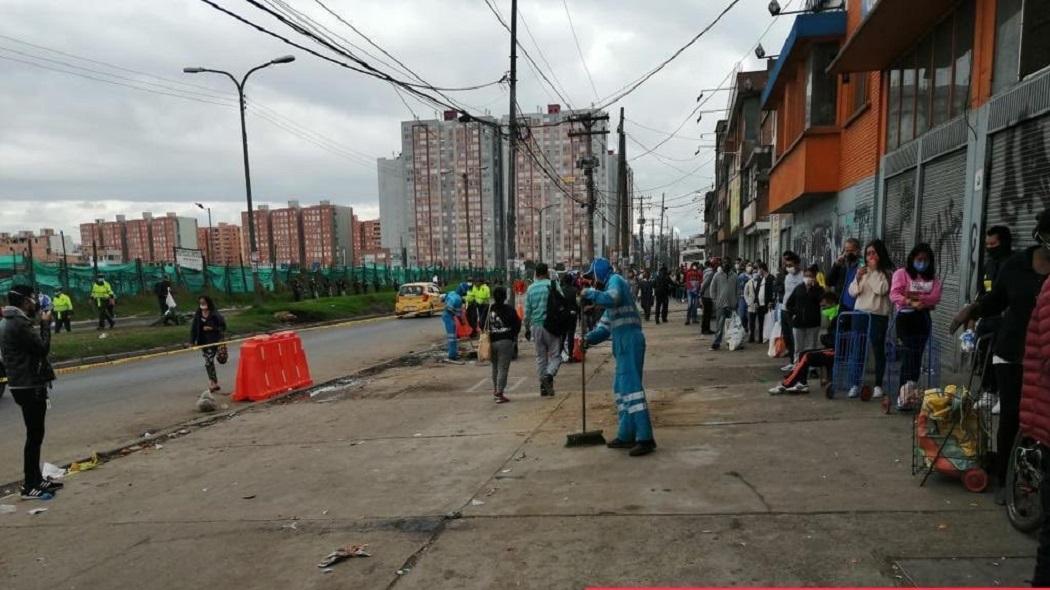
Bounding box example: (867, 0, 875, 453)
(232, 331, 313, 402)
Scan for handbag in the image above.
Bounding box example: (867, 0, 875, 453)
(767, 320, 786, 358)
(217, 344, 229, 365)
(477, 331, 492, 362)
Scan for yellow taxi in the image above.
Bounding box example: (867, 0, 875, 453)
(395, 282, 443, 317)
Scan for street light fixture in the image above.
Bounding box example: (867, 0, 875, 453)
(183, 55, 296, 301)
(195, 202, 213, 263)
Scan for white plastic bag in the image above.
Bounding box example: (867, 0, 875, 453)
(762, 309, 776, 342)
(726, 316, 745, 351)
(165, 292, 177, 310)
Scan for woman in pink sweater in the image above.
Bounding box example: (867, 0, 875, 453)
(890, 243, 943, 407)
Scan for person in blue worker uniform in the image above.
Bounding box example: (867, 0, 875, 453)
(581, 257, 656, 457)
(443, 282, 469, 361)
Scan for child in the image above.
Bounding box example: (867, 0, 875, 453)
(785, 264, 825, 363)
(770, 291, 839, 394)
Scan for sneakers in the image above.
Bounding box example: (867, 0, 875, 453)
(494, 393, 510, 404)
(768, 385, 786, 395)
(629, 440, 657, 457)
(709, 345, 720, 351)
(20, 486, 54, 501)
(992, 400, 1001, 415)
(872, 386, 885, 399)
(848, 386, 861, 399)
(780, 363, 795, 372)
(540, 375, 555, 397)
(41, 479, 64, 492)
(786, 383, 810, 394)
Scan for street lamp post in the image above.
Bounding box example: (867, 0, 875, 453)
(184, 55, 295, 301)
(195, 202, 212, 263)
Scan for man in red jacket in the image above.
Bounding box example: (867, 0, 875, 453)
(684, 262, 703, 326)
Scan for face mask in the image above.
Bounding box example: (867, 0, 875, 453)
(200, 305, 208, 311)
(96, 280, 103, 285)
(987, 245, 1002, 259)
(913, 260, 928, 272)
(786, 266, 797, 274)
(804, 277, 815, 286)
(845, 253, 858, 262)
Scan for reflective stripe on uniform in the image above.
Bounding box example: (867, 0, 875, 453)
(610, 316, 641, 328)
(627, 402, 648, 413)
(621, 391, 646, 402)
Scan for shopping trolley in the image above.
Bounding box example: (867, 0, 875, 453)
(827, 311, 874, 400)
(884, 312, 940, 414)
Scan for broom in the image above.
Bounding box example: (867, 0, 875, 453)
(566, 302, 606, 447)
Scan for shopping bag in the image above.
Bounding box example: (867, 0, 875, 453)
(165, 292, 177, 309)
(762, 310, 776, 342)
(726, 316, 745, 351)
(767, 320, 786, 358)
(477, 332, 492, 362)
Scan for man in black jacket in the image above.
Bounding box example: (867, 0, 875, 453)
(653, 265, 673, 324)
(1, 285, 59, 500)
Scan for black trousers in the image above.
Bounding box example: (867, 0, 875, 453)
(996, 363, 1023, 485)
(655, 295, 669, 323)
(641, 302, 652, 321)
(157, 297, 167, 315)
(55, 312, 72, 333)
(781, 312, 795, 361)
(749, 306, 767, 342)
(701, 297, 714, 332)
(96, 302, 114, 329)
(12, 387, 47, 490)
(896, 310, 932, 383)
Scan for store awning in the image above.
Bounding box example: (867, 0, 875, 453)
(761, 12, 847, 110)
(827, 0, 957, 74)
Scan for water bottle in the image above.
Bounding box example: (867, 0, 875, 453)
(960, 328, 976, 353)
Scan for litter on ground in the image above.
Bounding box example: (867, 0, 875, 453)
(317, 544, 371, 568)
(28, 508, 48, 515)
(67, 453, 100, 475)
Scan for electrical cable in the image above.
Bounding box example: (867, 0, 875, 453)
(561, 0, 599, 100)
(517, 8, 576, 108)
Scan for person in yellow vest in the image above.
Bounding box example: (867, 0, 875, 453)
(90, 276, 116, 330)
(466, 279, 492, 338)
(51, 288, 74, 334)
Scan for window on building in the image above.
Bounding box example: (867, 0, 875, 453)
(994, 0, 1050, 92)
(887, 68, 901, 149)
(915, 36, 933, 133)
(900, 52, 917, 145)
(806, 43, 840, 127)
(932, 17, 953, 126)
(846, 72, 869, 119)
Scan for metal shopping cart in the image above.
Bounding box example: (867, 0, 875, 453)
(827, 311, 874, 400)
(884, 313, 940, 414)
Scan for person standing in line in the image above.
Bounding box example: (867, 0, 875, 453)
(51, 288, 73, 334)
(487, 286, 521, 404)
(778, 252, 804, 371)
(737, 262, 753, 331)
(559, 272, 579, 360)
(580, 257, 655, 457)
(974, 226, 1014, 407)
(952, 210, 1050, 504)
(786, 264, 825, 361)
(684, 262, 703, 325)
(746, 263, 773, 343)
(190, 295, 227, 394)
(90, 276, 115, 330)
(700, 258, 717, 334)
(889, 243, 943, 409)
(828, 239, 862, 312)
(653, 265, 672, 324)
(523, 263, 563, 397)
(1019, 270, 1050, 586)
(442, 283, 469, 362)
(709, 260, 737, 351)
(1, 285, 60, 500)
(848, 239, 895, 400)
(638, 269, 654, 322)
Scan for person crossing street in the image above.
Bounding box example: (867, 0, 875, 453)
(581, 257, 656, 457)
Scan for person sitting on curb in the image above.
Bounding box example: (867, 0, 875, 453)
(770, 291, 839, 395)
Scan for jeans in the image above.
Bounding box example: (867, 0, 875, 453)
(701, 297, 714, 332)
(686, 293, 700, 323)
(12, 387, 47, 490)
(532, 326, 562, 382)
(792, 326, 822, 363)
(896, 310, 931, 383)
(490, 339, 515, 394)
(996, 363, 1023, 484)
(711, 307, 735, 348)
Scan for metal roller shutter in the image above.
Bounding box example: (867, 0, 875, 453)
(918, 150, 967, 370)
(986, 114, 1050, 250)
(883, 170, 917, 267)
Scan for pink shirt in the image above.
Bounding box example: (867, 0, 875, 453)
(890, 268, 942, 311)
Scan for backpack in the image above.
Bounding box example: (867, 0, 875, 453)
(543, 284, 576, 337)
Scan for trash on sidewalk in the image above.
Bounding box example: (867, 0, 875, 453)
(28, 508, 48, 515)
(67, 453, 100, 475)
(196, 391, 217, 413)
(0, 505, 16, 514)
(41, 463, 66, 481)
(317, 544, 371, 568)
(470, 499, 485, 506)
(241, 495, 256, 500)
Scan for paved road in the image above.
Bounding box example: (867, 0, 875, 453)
(0, 315, 442, 484)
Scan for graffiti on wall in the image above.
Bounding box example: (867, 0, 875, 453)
(792, 220, 836, 270)
(998, 120, 1050, 226)
(852, 203, 874, 245)
(920, 198, 963, 277)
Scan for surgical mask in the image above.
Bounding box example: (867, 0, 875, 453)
(200, 305, 208, 311)
(913, 260, 928, 273)
(804, 277, 815, 286)
(786, 266, 798, 274)
(845, 253, 858, 262)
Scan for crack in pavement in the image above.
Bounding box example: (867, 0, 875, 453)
(726, 470, 772, 512)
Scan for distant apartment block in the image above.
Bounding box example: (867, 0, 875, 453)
(197, 222, 243, 266)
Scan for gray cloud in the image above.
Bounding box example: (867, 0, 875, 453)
(0, 0, 794, 240)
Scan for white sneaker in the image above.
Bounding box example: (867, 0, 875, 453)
(872, 386, 885, 399)
(848, 386, 861, 399)
(786, 383, 810, 394)
(975, 392, 998, 410)
(780, 363, 795, 372)
(768, 385, 786, 395)
(992, 400, 1001, 415)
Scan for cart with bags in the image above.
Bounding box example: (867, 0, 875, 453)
(827, 311, 874, 400)
(884, 313, 940, 414)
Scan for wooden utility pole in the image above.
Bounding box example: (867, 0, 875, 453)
(506, 0, 518, 278)
(658, 193, 666, 268)
(616, 107, 629, 264)
(568, 112, 610, 262)
(636, 196, 646, 267)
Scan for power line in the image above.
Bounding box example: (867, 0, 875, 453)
(593, 0, 743, 110)
(624, 117, 706, 141)
(634, 154, 714, 192)
(561, 0, 599, 101)
(517, 8, 576, 107)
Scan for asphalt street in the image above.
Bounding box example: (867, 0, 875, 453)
(0, 315, 442, 484)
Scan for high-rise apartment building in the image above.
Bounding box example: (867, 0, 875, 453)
(79, 212, 197, 264)
(125, 214, 153, 262)
(197, 222, 243, 266)
(0, 229, 74, 263)
(377, 156, 409, 265)
(242, 201, 354, 269)
(241, 205, 274, 266)
(150, 213, 199, 262)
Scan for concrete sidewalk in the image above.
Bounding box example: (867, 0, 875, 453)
(0, 303, 1036, 588)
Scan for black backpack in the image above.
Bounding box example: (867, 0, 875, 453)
(543, 284, 577, 337)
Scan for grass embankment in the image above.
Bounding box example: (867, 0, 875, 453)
(49, 291, 396, 363)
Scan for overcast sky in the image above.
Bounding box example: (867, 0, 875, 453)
(0, 0, 795, 242)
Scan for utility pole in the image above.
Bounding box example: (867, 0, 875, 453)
(650, 218, 656, 269)
(506, 0, 518, 279)
(568, 111, 610, 262)
(658, 193, 666, 268)
(616, 107, 629, 265)
(59, 230, 69, 289)
(637, 197, 646, 268)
